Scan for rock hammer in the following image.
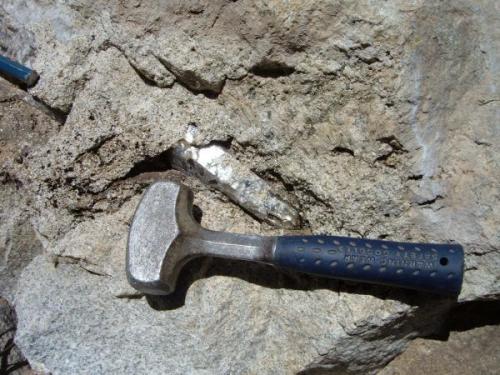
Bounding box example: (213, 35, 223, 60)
(126, 181, 464, 296)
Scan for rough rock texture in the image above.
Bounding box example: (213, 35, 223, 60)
(0, 298, 31, 374)
(381, 301, 500, 374)
(380, 325, 500, 375)
(0, 0, 499, 374)
(0, 80, 52, 301)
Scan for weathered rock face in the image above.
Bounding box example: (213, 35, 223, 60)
(0, 298, 31, 374)
(0, 80, 53, 302)
(380, 301, 500, 375)
(1, 0, 498, 374)
(381, 325, 500, 375)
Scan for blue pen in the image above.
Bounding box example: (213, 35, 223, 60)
(0, 54, 39, 87)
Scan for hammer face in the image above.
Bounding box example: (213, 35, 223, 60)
(126, 180, 272, 295)
(127, 182, 188, 295)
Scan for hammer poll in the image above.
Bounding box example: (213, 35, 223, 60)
(127, 181, 464, 296)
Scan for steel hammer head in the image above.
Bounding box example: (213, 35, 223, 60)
(126, 181, 200, 295)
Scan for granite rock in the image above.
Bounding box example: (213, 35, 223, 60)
(0, 80, 54, 301)
(0, 0, 498, 374)
(0, 298, 31, 375)
(380, 301, 500, 375)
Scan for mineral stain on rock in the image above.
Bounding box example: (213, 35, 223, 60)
(0, 0, 498, 374)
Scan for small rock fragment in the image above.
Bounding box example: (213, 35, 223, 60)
(171, 141, 299, 228)
(122, 43, 175, 88)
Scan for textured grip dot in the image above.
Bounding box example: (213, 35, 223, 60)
(273, 236, 464, 296)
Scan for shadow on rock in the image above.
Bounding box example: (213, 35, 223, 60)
(145, 256, 454, 311)
(428, 299, 500, 341)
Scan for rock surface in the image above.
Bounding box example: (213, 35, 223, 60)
(380, 300, 500, 374)
(0, 80, 53, 301)
(380, 325, 500, 375)
(0, 298, 31, 375)
(0, 0, 498, 374)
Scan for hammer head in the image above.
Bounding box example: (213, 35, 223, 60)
(126, 181, 199, 295)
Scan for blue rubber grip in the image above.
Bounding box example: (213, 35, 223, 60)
(274, 236, 463, 296)
(0, 54, 39, 87)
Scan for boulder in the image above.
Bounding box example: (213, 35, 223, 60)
(0, 0, 498, 373)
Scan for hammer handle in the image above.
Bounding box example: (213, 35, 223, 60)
(273, 235, 463, 296)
